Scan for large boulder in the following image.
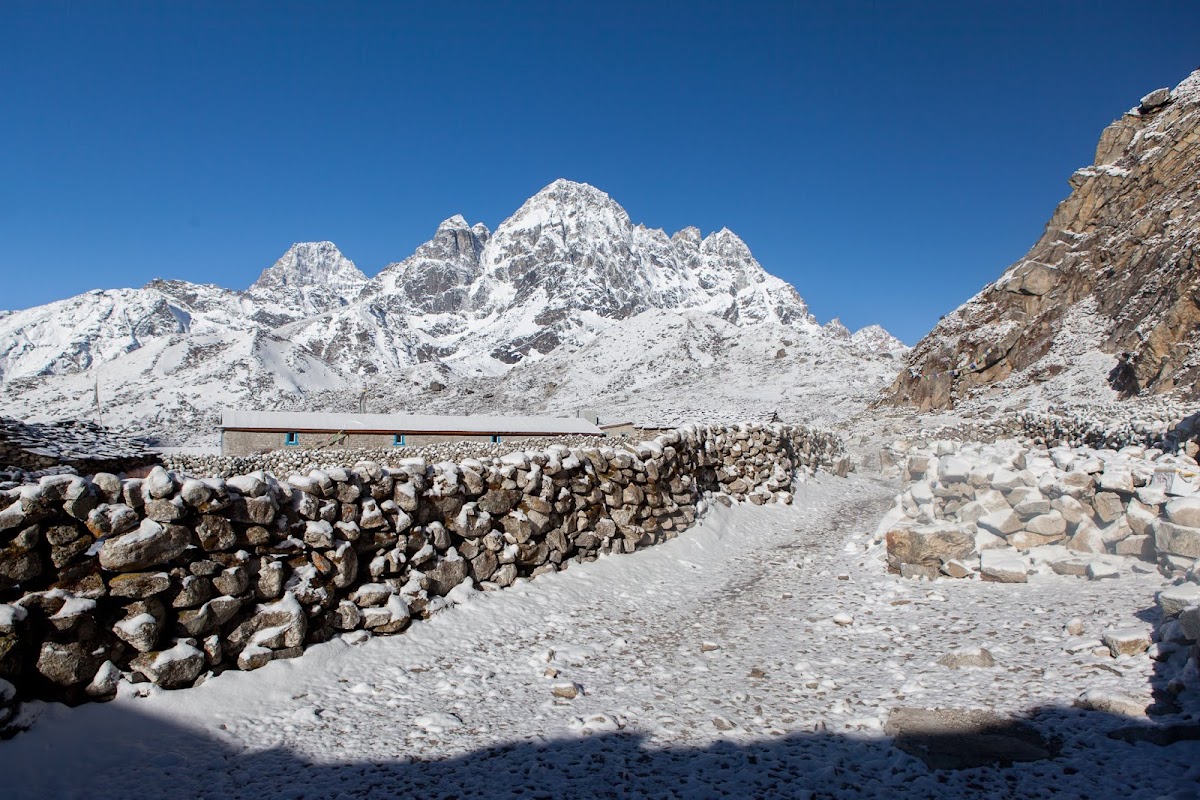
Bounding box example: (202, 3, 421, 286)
(976, 509, 1021, 537)
(1153, 519, 1200, 559)
(980, 551, 1028, 583)
(1157, 584, 1200, 618)
(227, 593, 307, 670)
(886, 523, 975, 572)
(1165, 497, 1200, 528)
(98, 519, 192, 571)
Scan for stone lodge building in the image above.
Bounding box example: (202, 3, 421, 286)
(219, 410, 603, 456)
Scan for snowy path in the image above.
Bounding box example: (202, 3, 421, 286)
(2, 474, 1198, 798)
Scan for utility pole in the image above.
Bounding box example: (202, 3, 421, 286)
(93, 369, 104, 427)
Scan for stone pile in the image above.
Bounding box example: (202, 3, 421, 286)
(162, 435, 612, 478)
(0, 422, 844, 721)
(0, 417, 160, 475)
(879, 433, 1200, 696)
(880, 437, 1200, 582)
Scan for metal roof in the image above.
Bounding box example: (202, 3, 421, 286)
(219, 410, 603, 436)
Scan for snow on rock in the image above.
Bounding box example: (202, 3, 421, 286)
(129, 641, 205, 689)
(247, 241, 368, 317)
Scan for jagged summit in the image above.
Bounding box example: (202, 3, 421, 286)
(248, 241, 367, 316)
(823, 318, 851, 339)
(437, 214, 471, 231)
(883, 69, 1200, 410)
(851, 324, 907, 355)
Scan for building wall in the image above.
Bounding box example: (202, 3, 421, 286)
(600, 423, 638, 439)
(222, 429, 521, 456)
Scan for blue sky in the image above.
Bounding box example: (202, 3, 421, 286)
(2, 1, 1197, 343)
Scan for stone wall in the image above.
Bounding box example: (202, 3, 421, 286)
(902, 404, 1199, 455)
(873, 434, 1200, 714)
(0, 422, 845, 722)
(0, 418, 159, 476)
(165, 435, 613, 479)
(219, 430, 531, 456)
(875, 434, 1200, 699)
(880, 437, 1199, 582)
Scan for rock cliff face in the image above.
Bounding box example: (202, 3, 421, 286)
(884, 70, 1200, 411)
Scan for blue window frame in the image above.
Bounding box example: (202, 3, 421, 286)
(393, 434, 405, 446)
(285, 432, 299, 446)
(491, 434, 501, 443)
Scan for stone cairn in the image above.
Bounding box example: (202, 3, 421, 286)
(0, 417, 160, 477)
(0, 422, 845, 728)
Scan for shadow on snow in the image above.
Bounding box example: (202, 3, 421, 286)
(2, 690, 1199, 800)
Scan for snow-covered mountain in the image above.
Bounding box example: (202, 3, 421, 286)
(0, 180, 905, 445)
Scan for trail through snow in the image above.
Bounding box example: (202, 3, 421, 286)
(2, 475, 1198, 798)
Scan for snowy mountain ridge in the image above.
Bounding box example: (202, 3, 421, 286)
(0, 180, 906, 444)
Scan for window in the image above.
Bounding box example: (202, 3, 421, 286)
(491, 434, 501, 443)
(285, 432, 299, 446)
(393, 433, 405, 447)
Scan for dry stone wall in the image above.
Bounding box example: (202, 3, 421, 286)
(0, 418, 159, 476)
(162, 435, 613, 479)
(0, 422, 844, 725)
(900, 403, 1199, 454)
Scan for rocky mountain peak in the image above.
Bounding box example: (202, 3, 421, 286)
(701, 227, 751, 256)
(437, 214, 471, 232)
(248, 241, 368, 316)
(497, 180, 632, 243)
(365, 214, 489, 316)
(823, 318, 851, 339)
(851, 324, 907, 355)
(672, 226, 703, 249)
(882, 68, 1200, 410)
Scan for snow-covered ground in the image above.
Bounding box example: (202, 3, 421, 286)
(2, 474, 1197, 798)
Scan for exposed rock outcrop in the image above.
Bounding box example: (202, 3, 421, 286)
(884, 70, 1200, 410)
